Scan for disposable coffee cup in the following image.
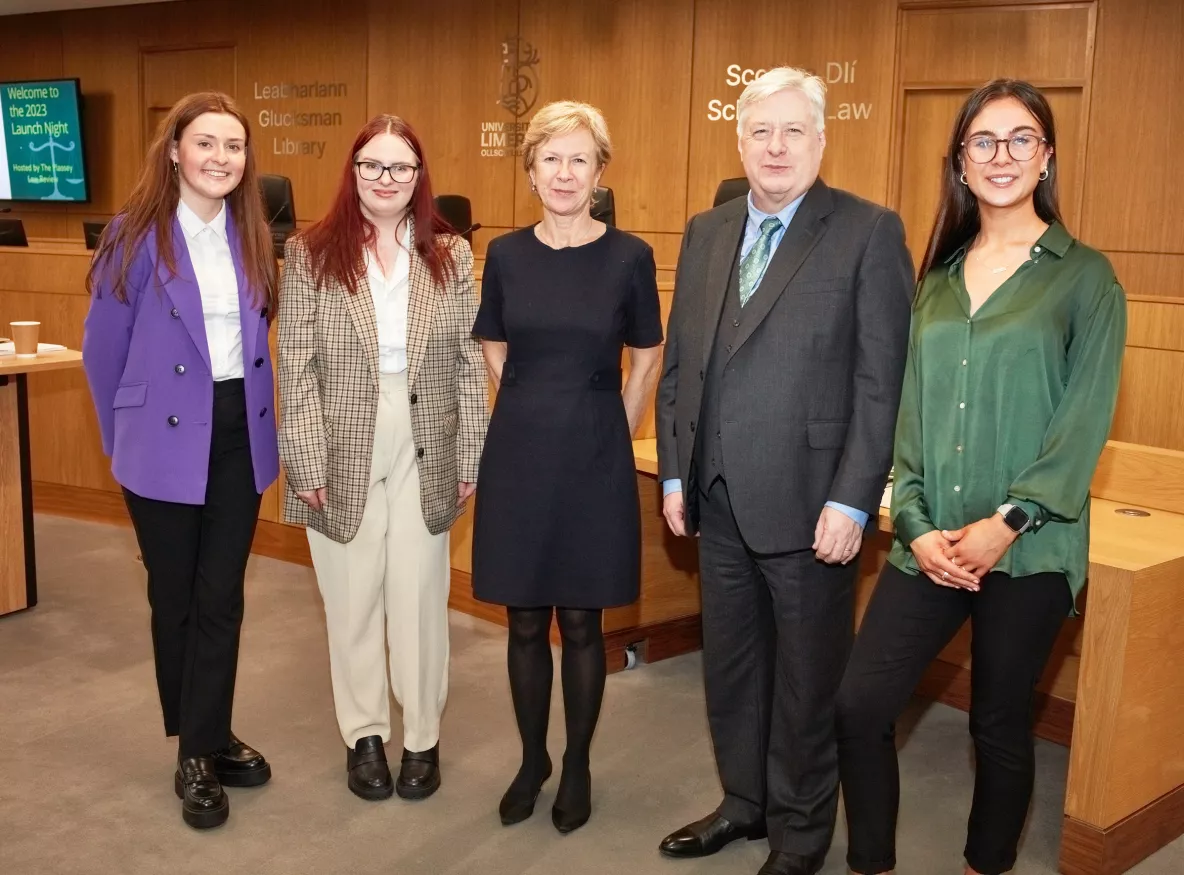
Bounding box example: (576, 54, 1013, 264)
(10, 321, 41, 357)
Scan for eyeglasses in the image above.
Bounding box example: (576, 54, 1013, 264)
(961, 133, 1048, 164)
(354, 161, 420, 183)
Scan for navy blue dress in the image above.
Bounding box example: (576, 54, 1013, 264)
(471, 225, 663, 609)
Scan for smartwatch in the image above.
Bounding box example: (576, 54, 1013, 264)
(997, 503, 1032, 535)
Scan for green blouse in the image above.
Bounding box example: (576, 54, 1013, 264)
(888, 221, 1128, 606)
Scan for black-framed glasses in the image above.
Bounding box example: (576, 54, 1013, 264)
(961, 133, 1048, 164)
(354, 160, 420, 183)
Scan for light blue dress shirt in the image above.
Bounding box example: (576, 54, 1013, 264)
(661, 191, 869, 529)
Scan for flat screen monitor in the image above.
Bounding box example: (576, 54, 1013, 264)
(0, 218, 29, 247)
(0, 78, 90, 203)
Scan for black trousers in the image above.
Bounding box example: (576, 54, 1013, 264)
(123, 379, 261, 758)
(697, 478, 856, 874)
(836, 562, 1072, 875)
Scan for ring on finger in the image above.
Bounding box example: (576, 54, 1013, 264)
(942, 570, 949, 580)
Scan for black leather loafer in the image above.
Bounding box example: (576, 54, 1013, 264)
(659, 812, 768, 858)
(211, 733, 272, 787)
(347, 735, 393, 801)
(174, 756, 230, 829)
(396, 744, 440, 800)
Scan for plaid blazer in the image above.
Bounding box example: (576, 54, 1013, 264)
(277, 219, 488, 542)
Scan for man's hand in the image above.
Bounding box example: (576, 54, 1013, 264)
(813, 506, 863, 564)
(911, 529, 979, 590)
(663, 490, 688, 537)
(945, 515, 1018, 579)
(297, 487, 328, 513)
(457, 481, 476, 507)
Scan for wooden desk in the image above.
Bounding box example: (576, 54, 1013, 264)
(0, 350, 84, 616)
(630, 438, 1184, 875)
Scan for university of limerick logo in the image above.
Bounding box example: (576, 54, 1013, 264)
(497, 37, 540, 119)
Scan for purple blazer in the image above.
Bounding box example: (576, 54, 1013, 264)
(82, 211, 280, 505)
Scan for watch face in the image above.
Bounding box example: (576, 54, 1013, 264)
(1004, 507, 1029, 531)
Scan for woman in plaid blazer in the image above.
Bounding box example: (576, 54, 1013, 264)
(277, 115, 488, 802)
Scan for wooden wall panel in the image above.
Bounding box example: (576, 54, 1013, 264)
(1111, 348, 1184, 452)
(513, 0, 696, 232)
(237, 1, 370, 221)
(1080, 0, 1184, 255)
(368, 0, 519, 243)
(1106, 253, 1184, 299)
(687, 0, 898, 216)
(899, 4, 1094, 86)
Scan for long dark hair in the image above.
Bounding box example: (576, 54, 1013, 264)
(86, 92, 277, 314)
(918, 79, 1063, 280)
(299, 115, 457, 293)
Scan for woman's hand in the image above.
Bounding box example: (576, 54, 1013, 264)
(457, 481, 476, 507)
(912, 529, 980, 591)
(297, 487, 327, 512)
(944, 516, 1017, 579)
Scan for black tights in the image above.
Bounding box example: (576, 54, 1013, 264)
(506, 607, 605, 803)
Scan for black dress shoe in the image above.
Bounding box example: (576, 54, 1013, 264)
(756, 850, 816, 875)
(211, 733, 272, 787)
(659, 812, 768, 858)
(551, 757, 591, 835)
(396, 744, 440, 800)
(499, 754, 553, 826)
(174, 756, 229, 830)
(347, 735, 393, 801)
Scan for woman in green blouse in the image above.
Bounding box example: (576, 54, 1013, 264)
(835, 80, 1126, 875)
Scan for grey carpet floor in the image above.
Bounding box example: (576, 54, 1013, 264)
(2, 515, 1181, 875)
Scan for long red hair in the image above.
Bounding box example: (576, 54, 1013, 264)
(299, 115, 457, 293)
(86, 92, 277, 314)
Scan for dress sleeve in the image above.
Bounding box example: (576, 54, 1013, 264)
(472, 245, 506, 341)
(625, 245, 663, 349)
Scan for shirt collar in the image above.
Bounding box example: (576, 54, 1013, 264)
(945, 220, 1073, 266)
(176, 199, 228, 243)
(746, 190, 806, 231)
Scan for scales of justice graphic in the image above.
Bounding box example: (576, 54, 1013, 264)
(28, 134, 84, 200)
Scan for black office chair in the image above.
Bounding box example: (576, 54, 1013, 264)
(83, 221, 108, 250)
(434, 194, 481, 245)
(590, 186, 615, 227)
(0, 218, 29, 247)
(713, 177, 750, 208)
(259, 174, 296, 258)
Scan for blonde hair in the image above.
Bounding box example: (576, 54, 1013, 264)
(521, 100, 613, 172)
(736, 66, 828, 135)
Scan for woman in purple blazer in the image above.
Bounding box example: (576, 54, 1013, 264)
(82, 92, 279, 831)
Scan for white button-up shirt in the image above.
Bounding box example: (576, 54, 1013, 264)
(177, 200, 243, 380)
(365, 227, 412, 375)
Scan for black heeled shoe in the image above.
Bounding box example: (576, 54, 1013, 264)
(551, 758, 591, 835)
(499, 754, 553, 826)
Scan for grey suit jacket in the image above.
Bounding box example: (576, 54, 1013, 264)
(655, 179, 914, 553)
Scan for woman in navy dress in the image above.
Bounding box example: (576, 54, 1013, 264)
(471, 100, 663, 834)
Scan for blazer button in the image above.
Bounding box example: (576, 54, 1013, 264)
(592, 374, 600, 382)
(699, 370, 704, 380)
(410, 393, 417, 404)
(260, 308, 268, 319)
(254, 358, 264, 368)
(167, 415, 179, 426)
(259, 407, 268, 418)
(690, 422, 696, 432)
(174, 364, 185, 374)
(170, 308, 179, 318)
(417, 447, 424, 458)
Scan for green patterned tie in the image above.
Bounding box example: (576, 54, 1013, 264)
(738, 216, 783, 307)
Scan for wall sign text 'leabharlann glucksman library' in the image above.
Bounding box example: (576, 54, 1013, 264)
(253, 79, 348, 159)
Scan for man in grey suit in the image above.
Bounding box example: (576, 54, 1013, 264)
(655, 67, 914, 875)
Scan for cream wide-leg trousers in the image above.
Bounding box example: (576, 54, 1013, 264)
(307, 371, 450, 753)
